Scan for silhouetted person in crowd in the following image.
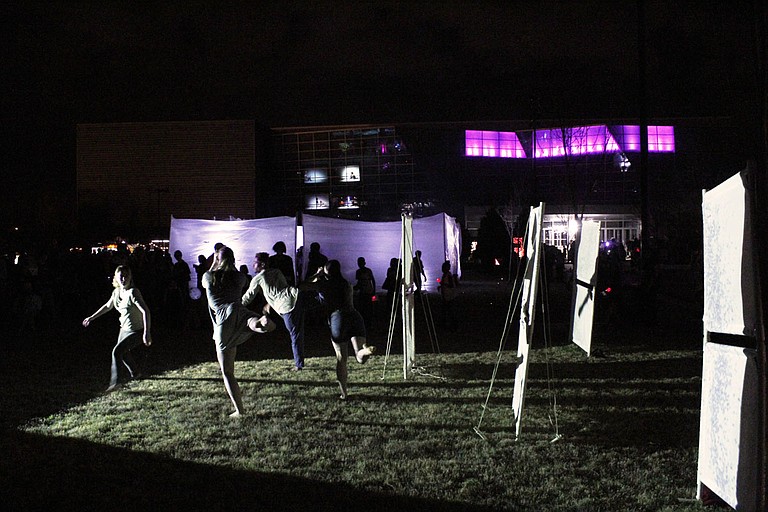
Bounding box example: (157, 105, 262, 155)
(412, 250, 426, 295)
(193, 254, 209, 292)
(412, 250, 427, 295)
(239, 264, 251, 294)
(203, 246, 275, 417)
(382, 257, 402, 313)
(269, 241, 295, 286)
(172, 250, 191, 294)
(438, 260, 458, 328)
(304, 242, 328, 282)
(354, 256, 376, 330)
(82, 265, 152, 392)
(168, 250, 191, 327)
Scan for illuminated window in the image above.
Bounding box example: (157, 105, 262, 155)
(304, 168, 328, 184)
(648, 126, 675, 152)
(339, 165, 361, 182)
(534, 125, 620, 158)
(465, 130, 525, 158)
(467, 125, 675, 159)
(337, 195, 360, 209)
(305, 194, 330, 210)
(613, 125, 675, 153)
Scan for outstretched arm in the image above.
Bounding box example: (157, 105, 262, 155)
(82, 297, 114, 327)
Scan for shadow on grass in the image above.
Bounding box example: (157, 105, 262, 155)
(557, 409, 702, 449)
(0, 430, 494, 512)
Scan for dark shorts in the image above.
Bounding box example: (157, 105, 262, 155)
(329, 309, 366, 343)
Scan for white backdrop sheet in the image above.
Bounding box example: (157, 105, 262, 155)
(702, 170, 756, 336)
(571, 220, 600, 355)
(698, 168, 760, 511)
(169, 216, 297, 290)
(301, 213, 461, 293)
(512, 203, 544, 439)
(170, 213, 461, 295)
(697, 343, 758, 511)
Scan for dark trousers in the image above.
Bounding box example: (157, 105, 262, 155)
(281, 291, 308, 368)
(111, 331, 142, 387)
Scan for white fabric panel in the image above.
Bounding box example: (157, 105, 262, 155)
(512, 203, 545, 439)
(697, 343, 758, 511)
(301, 213, 458, 293)
(702, 170, 756, 335)
(443, 214, 463, 279)
(401, 214, 416, 378)
(301, 215, 403, 288)
(571, 220, 600, 355)
(169, 216, 297, 292)
(412, 213, 454, 292)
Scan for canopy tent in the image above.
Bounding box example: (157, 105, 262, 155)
(301, 213, 461, 293)
(169, 216, 297, 292)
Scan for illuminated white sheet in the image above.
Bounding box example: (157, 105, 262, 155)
(571, 220, 600, 355)
(301, 213, 461, 293)
(697, 343, 758, 511)
(169, 216, 297, 292)
(702, 171, 757, 336)
(512, 203, 544, 439)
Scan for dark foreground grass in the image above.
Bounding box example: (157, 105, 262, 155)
(0, 268, 707, 511)
(3, 340, 705, 512)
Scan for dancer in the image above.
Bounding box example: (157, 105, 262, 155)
(82, 265, 152, 392)
(308, 260, 375, 400)
(203, 246, 275, 416)
(243, 252, 312, 371)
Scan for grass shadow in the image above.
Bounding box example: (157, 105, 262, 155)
(0, 430, 495, 512)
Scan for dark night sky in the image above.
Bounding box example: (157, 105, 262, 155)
(0, 0, 763, 235)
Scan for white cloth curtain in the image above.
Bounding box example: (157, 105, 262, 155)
(169, 215, 297, 291)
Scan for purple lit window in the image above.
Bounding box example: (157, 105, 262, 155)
(614, 125, 675, 153)
(466, 125, 674, 160)
(465, 130, 525, 158)
(648, 126, 675, 152)
(534, 125, 620, 158)
(613, 125, 641, 152)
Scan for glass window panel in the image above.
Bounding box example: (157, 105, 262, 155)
(305, 193, 330, 210)
(648, 125, 675, 152)
(616, 125, 642, 152)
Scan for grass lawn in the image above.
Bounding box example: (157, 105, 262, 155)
(0, 269, 709, 511)
(3, 337, 705, 511)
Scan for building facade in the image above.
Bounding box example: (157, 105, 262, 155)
(269, 125, 433, 221)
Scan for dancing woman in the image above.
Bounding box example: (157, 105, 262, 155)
(308, 260, 375, 400)
(83, 265, 152, 392)
(203, 246, 275, 416)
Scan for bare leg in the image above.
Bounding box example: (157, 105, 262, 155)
(352, 336, 375, 364)
(331, 340, 348, 400)
(216, 346, 243, 416)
